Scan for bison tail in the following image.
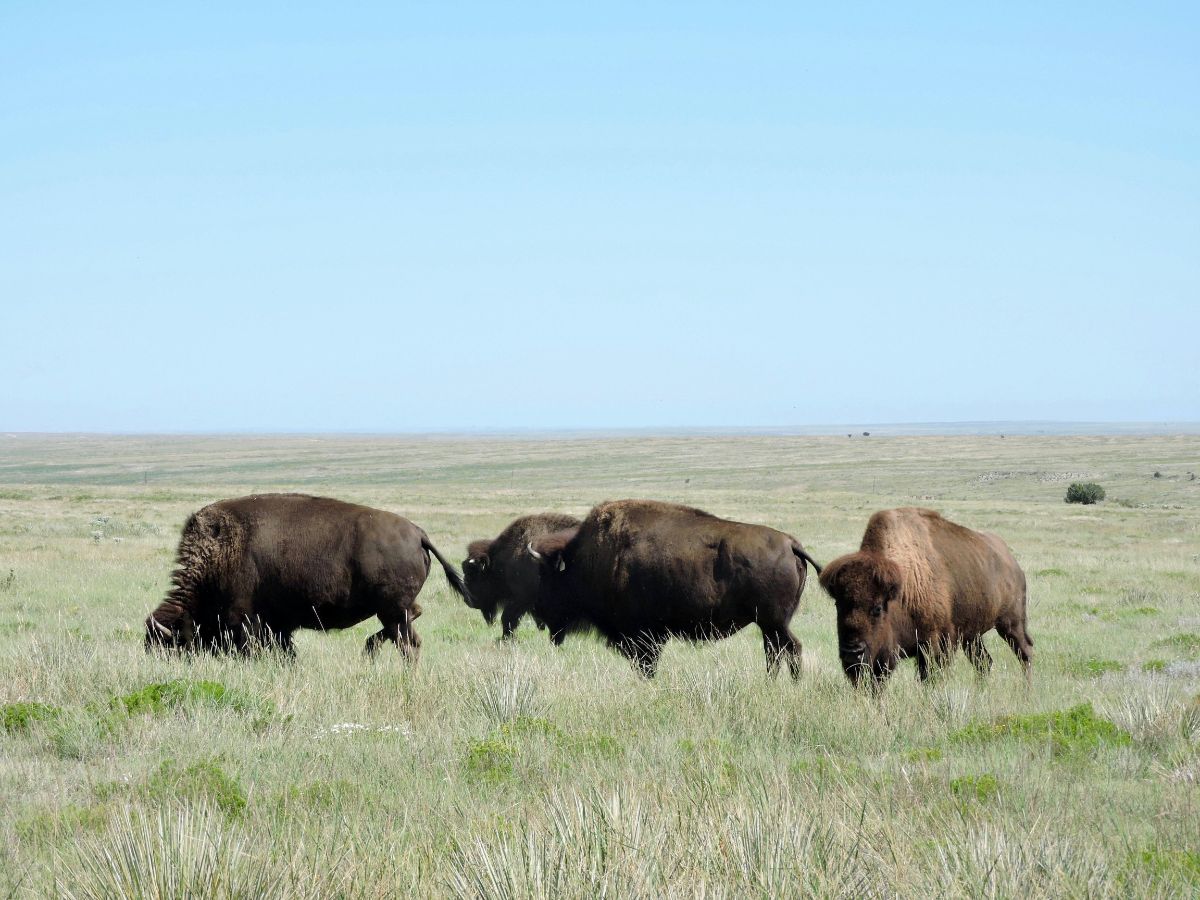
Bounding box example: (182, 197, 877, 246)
(421, 535, 474, 605)
(792, 543, 823, 575)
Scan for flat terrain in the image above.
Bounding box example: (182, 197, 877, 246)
(1, 433, 1197, 897)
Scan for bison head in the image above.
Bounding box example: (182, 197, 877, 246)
(143, 606, 197, 652)
(819, 552, 907, 685)
(462, 539, 499, 625)
(526, 527, 581, 642)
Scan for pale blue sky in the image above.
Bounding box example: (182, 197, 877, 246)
(2, 3, 1196, 431)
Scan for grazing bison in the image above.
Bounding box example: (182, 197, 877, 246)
(819, 507, 1032, 686)
(463, 512, 581, 638)
(526, 499, 822, 678)
(143, 494, 471, 660)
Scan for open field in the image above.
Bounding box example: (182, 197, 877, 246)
(1, 432, 1198, 897)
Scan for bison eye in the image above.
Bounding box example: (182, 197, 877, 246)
(869, 604, 884, 619)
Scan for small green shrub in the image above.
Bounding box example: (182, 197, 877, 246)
(1066, 657, 1126, 678)
(1035, 567, 1067, 577)
(110, 679, 270, 718)
(950, 773, 1000, 803)
(463, 737, 517, 780)
(147, 759, 248, 818)
(1142, 659, 1167, 672)
(1065, 482, 1106, 504)
(906, 747, 943, 763)
(951, 703, 1131, 754)
(2, 701, 62, 733)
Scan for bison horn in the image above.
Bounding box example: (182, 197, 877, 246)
(556, 557, 566, 572)
(527, 542, 543, 560)
(149, 617, 172, 638)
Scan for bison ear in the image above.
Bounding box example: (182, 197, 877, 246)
(817, 558, 845, 603)
(528, 532, 573, 573)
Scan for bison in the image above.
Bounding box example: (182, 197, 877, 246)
(526, 499, 822, 678)
(143, 493, 471, 660)
(819, 507, 1033, 686)
(463, 512, 581, 638)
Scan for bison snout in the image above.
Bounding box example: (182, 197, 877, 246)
(839, 642, 866, 664)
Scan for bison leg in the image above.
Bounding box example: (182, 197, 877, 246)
(500, 604, 524, 641)
(964, 636, 993, 678)
(615, 634, 663, 678)
(916, 637, 953, 682)
(761, 626, 802, 680)
(365, 607, 422, 663)
(397, 608, 422, 663)
(996, 619, 1034, 686)
(364, 626, 393, 658)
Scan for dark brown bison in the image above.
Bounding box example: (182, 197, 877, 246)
(463, 512, 581, 638)
(526, 499, 822, 678)
(143, 493, 471, 659)
(819, 507, 1032, 686)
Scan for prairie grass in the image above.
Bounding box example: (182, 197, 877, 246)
(0, 433, 1197, 897)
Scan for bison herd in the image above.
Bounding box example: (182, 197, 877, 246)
(144, 493, 1033, 686)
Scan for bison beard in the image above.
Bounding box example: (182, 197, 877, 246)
(462, 512, 581, 639)
(526, 499, 822, 678)
(819, 507, 1033, 686)
(143, 494, 472, 659)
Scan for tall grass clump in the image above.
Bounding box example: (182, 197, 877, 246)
(53, 805, 279, 900)
(466, 657, 544, 725)
(446, 788, 669, 899)
(53, 805, 363, 900)
(934, 822, 1113, 896)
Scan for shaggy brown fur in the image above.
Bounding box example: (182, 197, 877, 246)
(462, 513, 581, 638)
(819, 507, 1032, 685)
(527, 499, 822, 678)
(144, 493, 471, 660)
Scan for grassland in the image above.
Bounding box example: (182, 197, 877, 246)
(0, 432, 1197, 898)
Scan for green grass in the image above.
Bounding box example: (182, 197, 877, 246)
(950, 702, 1132, 754)
(1, 432, 1198, 897)
(2, 701, 62, 733)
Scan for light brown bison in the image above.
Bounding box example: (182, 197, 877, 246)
(463, 512, 581, 638)
(526, 499, 822, 678)
(143, 493, 471, 659)
(819, 507, 1032, 685)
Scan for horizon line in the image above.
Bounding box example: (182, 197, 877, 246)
(4, 420, 1200, 439)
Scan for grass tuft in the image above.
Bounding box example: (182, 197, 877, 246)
(110, 679, 270, 717)
(2, 701, 62, 733)
(1152, 632, 1200, 658)
(949, 772, 1001, 802)
(950, 703, 1131, 754)
(464, 736, 518, 780)
(1065, 657, 1127, 678)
